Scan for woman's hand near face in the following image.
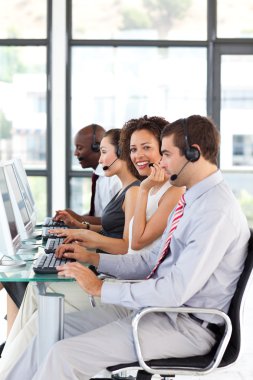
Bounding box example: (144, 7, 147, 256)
(140, 163, 168, 192)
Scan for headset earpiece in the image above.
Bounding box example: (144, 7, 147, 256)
(185, 145, 200, 162)
(182, 118, 200, 162)
(116, 146, 121, 158)
(91, 124, 100, 153)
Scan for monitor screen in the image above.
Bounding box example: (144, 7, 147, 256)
(12, 158, 37, 227)
(13, 158, 35, 207)
(0, 166, 21, 255)
(4, 164, 31, 229)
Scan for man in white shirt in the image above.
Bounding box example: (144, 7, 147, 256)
(54, 124, 121, 225)
(4, 115, 250, 380)
(93, 163, 121, 217)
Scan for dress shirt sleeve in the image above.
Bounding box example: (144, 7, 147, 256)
(98, 247, 158, 280)
(100, 209, 247, 310)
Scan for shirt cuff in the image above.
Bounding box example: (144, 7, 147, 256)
(101, 280, 123, 305)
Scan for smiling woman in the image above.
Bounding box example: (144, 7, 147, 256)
(120, 115, 185, 253)
(129, 128, 162, 174)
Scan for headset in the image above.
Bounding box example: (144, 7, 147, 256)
(102, 140, 121, 171)
(181, 118, 200, 162)
(91, 124, 101, 153)
(115, 144, 121, 158)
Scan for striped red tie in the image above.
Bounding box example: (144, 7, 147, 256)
(89, 173, 99, 216)
(146, 194, 186, 279)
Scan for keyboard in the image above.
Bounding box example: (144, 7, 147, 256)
(33, 252, 75, 274)
(44, 237, 65, 253)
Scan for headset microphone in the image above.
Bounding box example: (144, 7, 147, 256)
(102, 158, 118, 171)
(170, 161, 189, 181)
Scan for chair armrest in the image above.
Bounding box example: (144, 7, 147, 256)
(131, 306, 232, 376)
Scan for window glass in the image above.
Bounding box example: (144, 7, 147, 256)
(71, 46, 207, 169)
(70, 177, 91, 215)
(220, 55, 253, 169)
(0, 0, 47, 39)
(28, 176, 47, 221)
(0, 46, 47, 169)
(72, 0, 207, 40)
(217, 0, 253, 38)
(223, 172, 253, 227)
(220, 54, 253, 227)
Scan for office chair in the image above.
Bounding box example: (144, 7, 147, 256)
(108, 229, 253, 380)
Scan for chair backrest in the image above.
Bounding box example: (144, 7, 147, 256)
(108, 229, 253, 376)
(219, 228, 253, 367)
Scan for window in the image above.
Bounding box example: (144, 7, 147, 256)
(72, 0, 207, 40)
(0, 47, 47, 168)
(217, 0, 253, 38)
(220, 55, 253, 170)
(219, 53, 253, 226)
(233, 135, 253, 165)
(67, 0, 253, 227)
(0, 0, 49, 218)
(0, 0, 47, 39)
(71, 46, 207, 140)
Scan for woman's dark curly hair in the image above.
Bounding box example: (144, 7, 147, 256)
(119, 115, 169, 178)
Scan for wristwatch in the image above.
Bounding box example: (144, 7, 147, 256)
(81, 221, 90, 230)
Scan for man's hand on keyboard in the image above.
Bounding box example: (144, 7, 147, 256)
(55, 242, 100, 267)
(54, 209, 83, 223)
(53, 210, 83, 228)
(57, 262, 102, 297)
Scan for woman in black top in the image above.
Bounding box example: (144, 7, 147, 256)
(52, 129, 140, 254)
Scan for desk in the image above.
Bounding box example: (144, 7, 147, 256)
(0, 251, 74, 365)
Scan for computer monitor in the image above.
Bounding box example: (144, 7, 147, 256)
(12, 158, 37, 229)
(0, 165, 22, 257)
(13, 158, 36, 209)
(4, 162, 33, 241)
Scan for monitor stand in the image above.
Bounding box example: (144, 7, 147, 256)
(0, 255, 26, 272)
(20, 239, 39, 251)
(32, 230, 42, 239)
